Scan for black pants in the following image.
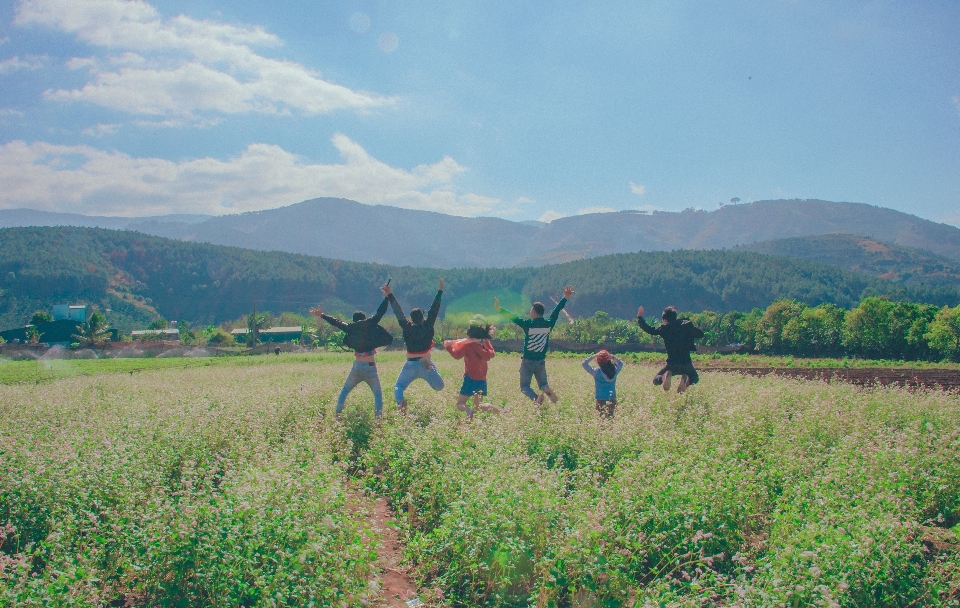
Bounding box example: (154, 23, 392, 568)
(653, 362, 699, 386)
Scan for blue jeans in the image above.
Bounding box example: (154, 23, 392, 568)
(393, 358, 445, 403)
(337, 361, 383, 417)
(519, 358, 549, 400)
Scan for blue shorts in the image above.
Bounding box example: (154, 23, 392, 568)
(459, 375, 488, 396)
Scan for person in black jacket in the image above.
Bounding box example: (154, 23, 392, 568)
(637, 305, 704, 393)
(382, 278, 445, 413)
(310, 294, 391, 418)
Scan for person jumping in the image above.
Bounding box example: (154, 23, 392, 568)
(495, 285, 574, 404)
(636, 305, 704, 393)
(310, 291, 392, 418)
(444, 315, 501, 419)
(382, 278, 445, 413)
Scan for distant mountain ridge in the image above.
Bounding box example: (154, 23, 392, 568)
(737, 234, 960, 288)
(2, 198, 959, 268)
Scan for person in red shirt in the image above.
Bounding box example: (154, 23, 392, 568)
(443, 315, 502, 418)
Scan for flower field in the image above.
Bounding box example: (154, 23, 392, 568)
(2, 352, 959, 606)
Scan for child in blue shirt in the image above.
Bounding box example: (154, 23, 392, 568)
(582, 349, 623, 417)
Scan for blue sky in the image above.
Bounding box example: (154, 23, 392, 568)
(0, 0, 958, 224)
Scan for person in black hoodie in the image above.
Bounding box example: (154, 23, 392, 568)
(310, 293, 391, 418)
(382, 279, 445, 413)
(637, 305, 704, 393)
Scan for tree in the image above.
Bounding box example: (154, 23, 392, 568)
(25, 325, 42, 344)
(147, 318, 169, 330)
(781, 303, 845, 357)
(74, 311, 110, 346)
(756, 300, 806, 353)
(246, 312, 270, 346)
(925, 305, 960, 361)
(30, 311, 53, 325)
(204, 327, 236, 346)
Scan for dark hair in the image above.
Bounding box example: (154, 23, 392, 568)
(662, 306, 678, 323)
(466, 324, 491, 339)
(531, 302, 545, 316)
(598, 359, 618, 379)
(352, 311, 366, 322)
(410, 308, 424, 324)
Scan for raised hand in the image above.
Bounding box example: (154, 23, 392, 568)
(309, 305, 323, 317)
(439, 277, 445, 291)
(637, 306, 644, 318)
(381, 283, 392, 296)
(563, 285, 575, 298)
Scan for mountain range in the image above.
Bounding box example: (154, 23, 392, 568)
(0, 226, 953, 330)
(4, 198, 960, 268)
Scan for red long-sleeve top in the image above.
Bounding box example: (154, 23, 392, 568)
(444, 339, 495, 381)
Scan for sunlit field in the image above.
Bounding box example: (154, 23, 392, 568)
(2, 352, 959, 607)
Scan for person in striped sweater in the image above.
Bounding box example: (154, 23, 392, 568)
(494, 285, 574, 405)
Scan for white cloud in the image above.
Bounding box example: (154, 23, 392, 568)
(629, 181, 647, 196)
(0, 134, 496, 217)
(515, 196, 534, 204)
(538, 210, 566, 223)
(80, 122, 120, 136)
(578, 206, 615, 215)
(0, 54, 49, 74)
(65, 56, 97, 70)
(15, 0, 392, 120)
(0, 108, 25, 117)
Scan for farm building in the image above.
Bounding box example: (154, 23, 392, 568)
(130, 329, 180, 341)
(0, 319, 85, 345)
(231, 326, 304, 344)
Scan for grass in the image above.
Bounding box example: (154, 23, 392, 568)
(1, 352, 959, 606)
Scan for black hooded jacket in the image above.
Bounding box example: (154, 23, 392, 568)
(320, 297, 392, 353)
(388, 290, 442, 354)
(637, 316, 704, 364)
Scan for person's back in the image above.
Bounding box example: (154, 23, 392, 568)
(637, 305, 703, 393)
(654, 319, 702, 364)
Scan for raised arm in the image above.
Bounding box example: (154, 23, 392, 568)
(582, 353, 597, 374)
(636, 309, 663, 336)
(495, 297, 524, 327)
(369, 296, 390, 325)
(320, 314, 349, 331)
(426, 278, 443, 327)
(387, 293, 407, 325)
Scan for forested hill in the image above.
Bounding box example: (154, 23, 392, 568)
(0, 226, 955, 330)
(737, 234, 960, 288)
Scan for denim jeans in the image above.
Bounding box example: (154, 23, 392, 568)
(393, 358, 445, 403)
(519, 358, 549, 400)
(337, 361, 383, 417)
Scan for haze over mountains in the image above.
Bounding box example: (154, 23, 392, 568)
(3, 199, 960, 268)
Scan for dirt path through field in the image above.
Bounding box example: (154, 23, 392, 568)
(371, 496, 419, 607)
(345, 485, 419, 606)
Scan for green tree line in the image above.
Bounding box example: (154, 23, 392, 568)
(3, 226, 957, 333)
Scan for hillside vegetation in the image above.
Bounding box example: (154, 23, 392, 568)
(737, 233, 960, 288)
(0, 227, 955, 330)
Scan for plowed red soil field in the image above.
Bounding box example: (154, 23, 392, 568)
(705, 366, 960, 390)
